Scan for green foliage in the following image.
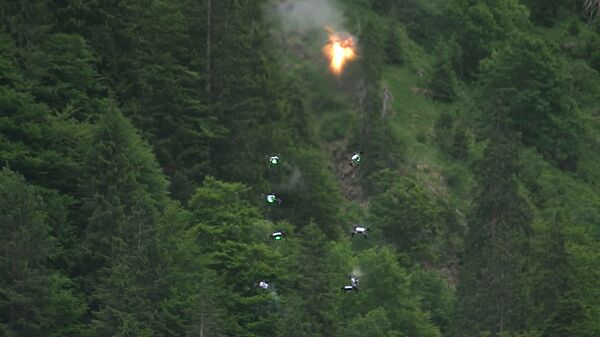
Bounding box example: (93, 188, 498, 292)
(371, 0, 447, 46)
(449, 0, 529, 77)
(280, 148, 344, 238)
(529, 219, 597, 337)
(384, 23, 409, 65)
(25, 33, 104, 119)
(479, 33, 583, 170)
(410, 270, 456, 333)
(339, 308, 399, 337)
(526, 0, 564, 26)
(0, 2, 599, 337)
(566, 23, 600, 73)
(0, 45, 88, 194)
(0, 168, 84, 337)
(79, 105, 171, 336)
(0, 0, 52, 46)
(435, 111, 470, 160)
(188, 177, 286, 337)
(80, 105, 168, 260)
(430, 43, 458, 102)
(454, 136, 534, 336)
(357, 14, 386, 135)
(290, 223, 338, 337)
(369, 171, 443, 261)
(363, 119, 407, 179)
(344, 248, 442, 337)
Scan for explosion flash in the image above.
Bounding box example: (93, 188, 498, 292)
(323, 28, 357, 75)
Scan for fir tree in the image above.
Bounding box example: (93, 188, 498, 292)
(0, 168, 84, 337)
(188, 177, 285, 337)
(369, 174, 443, 261)
(430, 43, 458, 102)
(453, 135, 533, 336)
(531, 213, 595, 337)
(479, 33, 582, 170)
(79, 104, 170, 336)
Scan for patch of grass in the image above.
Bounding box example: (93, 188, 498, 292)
(383, 59, 474, 212)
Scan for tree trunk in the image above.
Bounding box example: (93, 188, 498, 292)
(205, 0, 212, 93)
(585, 0, 599, 22)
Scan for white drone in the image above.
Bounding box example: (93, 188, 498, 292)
(351, 226, 369, 237)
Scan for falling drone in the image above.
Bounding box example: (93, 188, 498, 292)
(256, 281, 271, 290)
(270, 231, 287, 241)
(341, 275, 359, 293)
(349, 152, 363, 167)
(351, 226, 369, 238)
(268, 155, 280, 166)
(266, 193, 282, 205)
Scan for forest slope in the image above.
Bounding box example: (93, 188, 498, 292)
(0, 1, 599, 337)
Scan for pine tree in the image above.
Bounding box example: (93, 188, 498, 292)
(384, 23, 407, 65)
(339, 308, 399, 337)
(369, 174, 443, 261)
(347, 248, 441, 337)
(450, 0, 529, 77)
(531, 213, 595, 337)
(188, 177, 286, 337)
(78, 104, 170, 336)
(292, 223, 338, 337)
(430, 43, 458, 102)
(527, 0, 563, 26)
(0, 0, 52, 47)
(207, 0, 283, 190)
(357, 15, 385, 140)
(363, 119, 407, 179)
(25, 33, 105, 120)
(453, 135, 533, 336)
(80, 104, 168, 264)
(279, 148, 344, 238)
(479, 33, 582, 170)
(0, 168, 84, 337)
(52, 0, 223, 202)
(0, 42, 87, 196)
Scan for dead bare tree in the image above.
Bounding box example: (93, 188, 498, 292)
(357, 78, 367, 118)
(381, 85, 393, 118)
(205, 0, 212, 93)
(584, 0, 599, 22)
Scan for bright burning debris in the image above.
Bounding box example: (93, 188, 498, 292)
(323, 28, 357, 75)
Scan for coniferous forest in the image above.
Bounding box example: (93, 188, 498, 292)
(1, 0, 599, 336)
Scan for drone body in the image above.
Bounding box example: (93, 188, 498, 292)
(351, 226, 369, 237)
(266, 193, 282, 205)
(257, 281, 270, 290)
(341, 285, 359, 293)
(341, 275, 360, 293)
(268, 155, 280, 166)
(349, 152, 363, 167)
(271, 231, 286, 241)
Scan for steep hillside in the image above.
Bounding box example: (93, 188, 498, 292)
(0, 1, 599, 337)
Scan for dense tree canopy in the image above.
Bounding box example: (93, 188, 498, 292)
(0, 1, 598, 337)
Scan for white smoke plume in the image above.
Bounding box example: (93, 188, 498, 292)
(274, 166, 303, 192)
(351, 266, 362, 277)
(270, 0, 346, 34)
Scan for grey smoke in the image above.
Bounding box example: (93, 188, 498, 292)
(351, 266, 363, 277)
(272, 0, 346, 34)
(274, 166, 303, 192)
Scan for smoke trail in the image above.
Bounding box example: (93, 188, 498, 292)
(271, 0, 346, 34)
(351, 266, 362, 277)
(273, 166, 303, 192)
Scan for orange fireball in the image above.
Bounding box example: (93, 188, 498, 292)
(323, 29, 357, 75)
